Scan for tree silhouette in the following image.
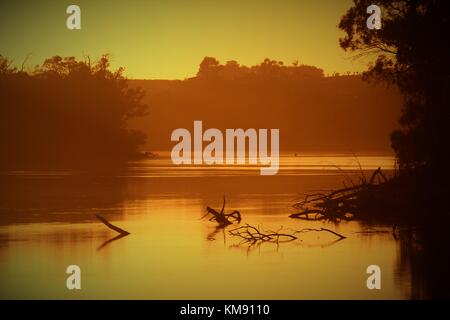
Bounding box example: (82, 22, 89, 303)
(197, 57, 222, 78)
(196, 56, 324, 81)
(0, 54, 148, 169)
(339, 0, 450, 173)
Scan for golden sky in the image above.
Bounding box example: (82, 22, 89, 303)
(0, 0, 369, 79)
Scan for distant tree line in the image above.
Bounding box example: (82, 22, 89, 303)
(196, 57, 325, 80)
(0, 54, 148, 169)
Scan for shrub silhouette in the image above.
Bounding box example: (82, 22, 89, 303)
(0, 54, 148, 169)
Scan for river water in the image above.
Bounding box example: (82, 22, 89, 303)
(0, 154, 417, 299)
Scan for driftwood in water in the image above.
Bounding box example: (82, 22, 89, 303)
(228, 224, 346, 246)
(290, 167, 391, 222)
(229, 224, 297, 244)
(96, 214, 130, 235)
(95, 214, 130, 251)
(202, 197, 242, 227)
(294, 227, 346, 239)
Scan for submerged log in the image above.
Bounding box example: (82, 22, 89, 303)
(95, 214, 130, 235)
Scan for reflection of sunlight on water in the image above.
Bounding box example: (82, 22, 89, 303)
(123, 154, 396, 178)
(0, 154, 410, 299)
(1, 154, 396, 178)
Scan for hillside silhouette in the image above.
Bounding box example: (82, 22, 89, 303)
(131, 57, 402, 154)
(1, 54, 403, 171)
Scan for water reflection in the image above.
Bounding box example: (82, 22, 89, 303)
(0, 155, 426, 299)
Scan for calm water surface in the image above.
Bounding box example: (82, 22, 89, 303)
(0, 155, 415, 299)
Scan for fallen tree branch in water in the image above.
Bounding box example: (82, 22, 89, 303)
(228, 224, 347, 246)
(201, 196, 242, 227)
(290, 167, 392, 222)
(95, 214, 130, 235)
(293, 227, 346, 239)
(228, 224, 297, 244)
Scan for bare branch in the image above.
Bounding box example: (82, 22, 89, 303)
(96, 214, 130, 235)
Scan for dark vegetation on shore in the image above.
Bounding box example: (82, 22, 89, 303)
(1, 51, 402, 170)
(334, 0, 450, 222)
(0, 54, 148, 169)
(295, 0, 450, 299)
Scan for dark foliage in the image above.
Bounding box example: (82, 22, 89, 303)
(339, 0, 450, 173)
(0, 54, 148, 169)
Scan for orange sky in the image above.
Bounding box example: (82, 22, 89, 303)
(0, 0, 371, 79)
